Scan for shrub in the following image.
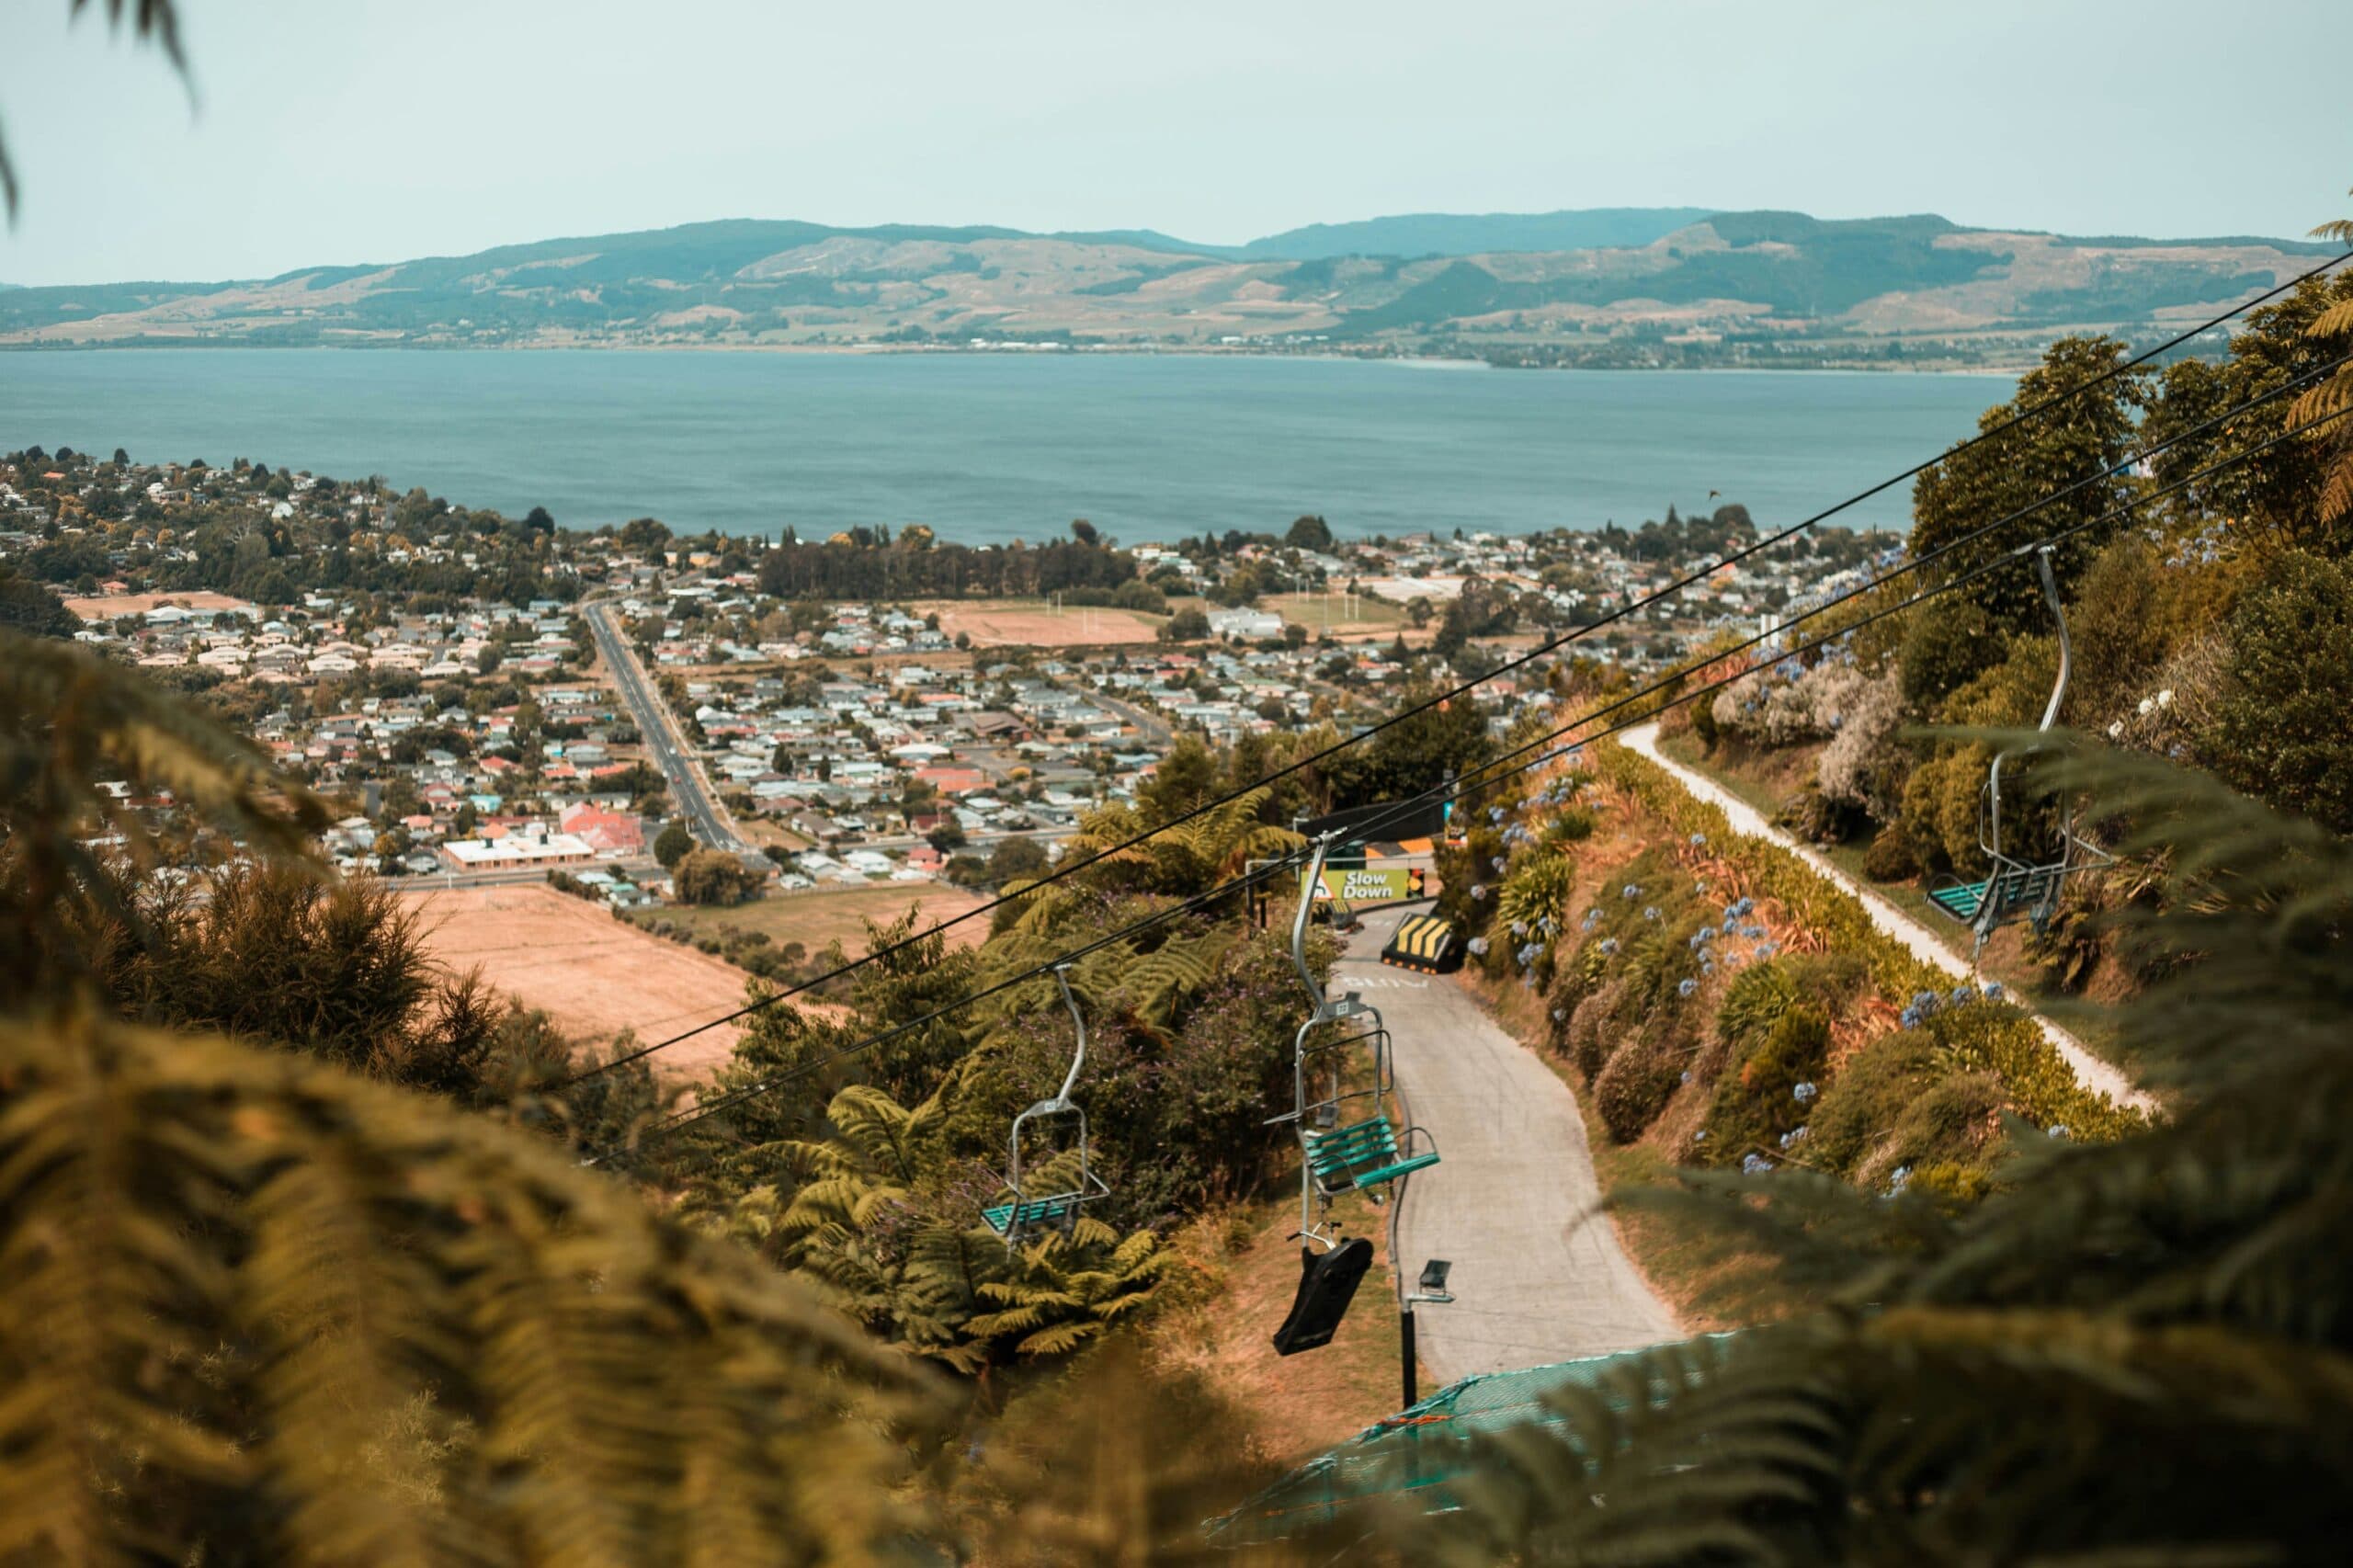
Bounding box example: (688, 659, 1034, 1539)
(1809, 1029, 1943, 1176)
(1698, 1005, 1829, 1167)
(1856, 1070, 2006, 1191)
(1814, 669, 1908, 823)
(1594, 1024, 1685, 1143)
(1567, 977, 1629, 1084)
(1861, 823, 1918, 881)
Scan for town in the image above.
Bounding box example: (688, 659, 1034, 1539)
(0, 442, 1895, 917)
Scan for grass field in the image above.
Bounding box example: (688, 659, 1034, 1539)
(1264, 590, 1409, 639)
(402, 884, 753, 1078)
(630, 881, 995, 957)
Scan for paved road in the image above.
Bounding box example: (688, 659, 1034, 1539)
(1336, 906, 1681, 1385)
(1622, 722, 2151, 1112)
(583, 603, 752, 858)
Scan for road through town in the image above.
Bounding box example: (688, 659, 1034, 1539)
(583, 602, 752, 857)
(1337, 905, 1681, 1386)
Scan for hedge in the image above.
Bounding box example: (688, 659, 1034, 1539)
(1597, 741, 2142, 1143)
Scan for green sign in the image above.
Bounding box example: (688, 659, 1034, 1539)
(1308, 866, 1411, 903)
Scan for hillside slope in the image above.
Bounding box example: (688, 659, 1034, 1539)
(0, 210, 2330, 368)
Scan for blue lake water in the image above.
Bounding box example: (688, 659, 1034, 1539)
(0, 349, 2007, 544)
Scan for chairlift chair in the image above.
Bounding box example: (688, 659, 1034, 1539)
(1271, 835, 1438, 1250)
(980, 963, 1110, 1246)
(1927, 545, 2114, 952)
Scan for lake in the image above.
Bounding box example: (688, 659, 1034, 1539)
(0, 349, 2006, 544)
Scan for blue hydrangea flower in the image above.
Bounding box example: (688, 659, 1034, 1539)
(1888, 1165, 1914, 1195)
(1689, 833, 1707, 846)
(1741, 1153, 1774, 1176)
(1511, 921, 1528, 937)
(1679, 1069, 1693, 1085)
(1598, 937, 1620, 956)
(1677, 977, 1698, 997)
(1470, 883, 1487, 900)
(1755, 941, 1779, 959)
(1466, 936, 1489, 956)
(1693, 1130, 1708, 1142)
(1792, 1081, 1817, 1104)
(1493, 857, 1509, 875)
(1643, 905, 1661, 922)
(1622, 883, 1642, 900)
(2049, 1125, 2070, 1140)
(1488, 806, 1505, 824)
(1984, 982, 2006, 1002)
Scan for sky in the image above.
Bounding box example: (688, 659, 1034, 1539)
(3, 0, 2349, 286)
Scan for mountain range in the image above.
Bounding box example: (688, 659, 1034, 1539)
(0, 208, 2330, 368)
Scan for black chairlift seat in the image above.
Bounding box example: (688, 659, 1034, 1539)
(1271, 1236, 1374, 1357)
(1380, 915, 1460, 974)
(1305, 1115, 1439, 1198)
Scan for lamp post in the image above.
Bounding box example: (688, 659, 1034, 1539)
(1401, 1257, 1453, 1408)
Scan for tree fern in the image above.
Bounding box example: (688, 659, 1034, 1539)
(0, 1010, 939, 1563)
(1415, 741, 2353, 1563)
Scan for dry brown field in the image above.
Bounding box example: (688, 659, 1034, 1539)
(926, 599, 1163, 648)
(402, 884, 753, 1078)
(63, 590, 257, 621)
(634, 882, 994, 956)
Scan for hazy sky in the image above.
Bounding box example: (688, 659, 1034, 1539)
(4, 0, 2348, 285)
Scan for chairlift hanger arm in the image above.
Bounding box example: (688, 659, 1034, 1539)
(1291, 833, 1333, 1006)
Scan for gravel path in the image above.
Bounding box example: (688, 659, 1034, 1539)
(1334, 908, 1682, 1386)
(1621, 722, 2152, 1113)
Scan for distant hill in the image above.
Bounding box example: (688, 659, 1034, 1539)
(1236, 208, 1716, 259)
(0, 209, 2331, 369)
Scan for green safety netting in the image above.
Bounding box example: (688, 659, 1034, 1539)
(1208, 1335, 1737, 1545)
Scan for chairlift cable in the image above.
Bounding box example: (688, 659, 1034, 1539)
(606, 397, 2352, 1156)
(562, 256, 2351, 1085)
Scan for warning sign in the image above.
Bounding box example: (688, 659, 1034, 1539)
(1306, 867, 1415, 903)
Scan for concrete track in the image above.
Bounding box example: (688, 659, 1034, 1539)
(1336, 907, 1681, 1385)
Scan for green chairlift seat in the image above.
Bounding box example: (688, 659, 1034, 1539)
(1927, 880, 1989, 921)
(982, 1192, 1086, 1237)
(1924, 545, 2110, 953)
(1305, 1115, 1440, 1197)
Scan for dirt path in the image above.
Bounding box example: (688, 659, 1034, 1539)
(1621, 722, 2152, 1113)
(1336, 907, 1681, 1385)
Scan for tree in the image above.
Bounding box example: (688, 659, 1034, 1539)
(619, 516, 672, 554)
(926, 820, 967, 854)
(674, 848, 762, 906)
(1905, 336, 2147, 704)
(1069, 518, 1099, 547)
(652, 819, 694, 870)
(1404, 596, 1436, 630)
(2210, 548, 2353, 833)
(1160, 608, 1211, 643)
(1284, 515, 1335, 552)
(2293, 190, 2353, 530)
(0, 570, 76, 639)
(987, 835, 1049, 883)
(521, 504, 555, 533)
